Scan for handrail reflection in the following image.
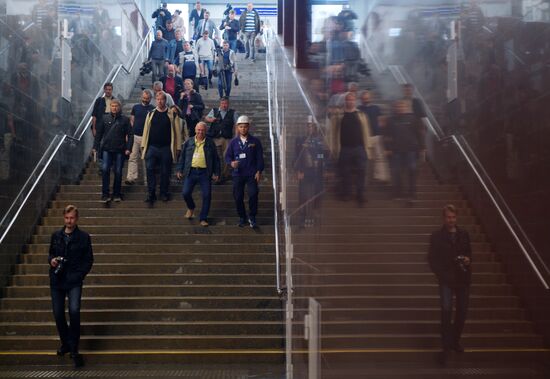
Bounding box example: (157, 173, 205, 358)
(0, 27, 153, 248)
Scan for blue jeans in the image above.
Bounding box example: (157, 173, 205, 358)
(199, 59, 213, 80)
(228, 39, 237, 52)
(232, 175, 259, 220)
(439, 284, 470, 350)
(145, 145, 173, 198)
(390, 152, 418, 198)
(182, 168, 212, 221)
(101, 151, 125, 197)
(218, 70, 233, 98)
(244, 31, 256, 59)
(51, 286, 82, 353)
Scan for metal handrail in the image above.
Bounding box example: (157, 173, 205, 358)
(265, 38, 282, 295)
(365, 41, 550, 289)
(73, 27, 152, 141)
(0, 27, 153, 247)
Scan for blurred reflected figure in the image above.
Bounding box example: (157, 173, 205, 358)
(384, 100, 424, 201)
(294, 116, 325, 227)
(358, 90, 389, 183)
(402, 83, 426, 120)
(428, 204, 472, 364)
(329, 92, 372, 206)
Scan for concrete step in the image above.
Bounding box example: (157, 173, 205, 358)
(39, 216, 275, 226)
(0, 321, 285, 336)
(0, 308, 283, 322)
(27, 243, 275, 254)
(0, 296, 283, 310)
(31, 234, 276, 244)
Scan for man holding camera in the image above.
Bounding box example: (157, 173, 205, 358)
(49, 205, 94, 368)
(428, 204, 472, 364)
(152, 2, 172, 31)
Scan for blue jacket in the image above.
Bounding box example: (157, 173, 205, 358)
(176, 137, 220, 179)
(48, 226, 94, 290)
(148, 38, 169, 61)
(225, 134, 264, 177)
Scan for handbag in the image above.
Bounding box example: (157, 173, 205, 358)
(234, 75, 239, 86)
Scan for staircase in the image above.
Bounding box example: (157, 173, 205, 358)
(290, 163, 550, 376)
(0, 57, 285, 366)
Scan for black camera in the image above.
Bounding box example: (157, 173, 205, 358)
(455, 255, 468, 273)
(223, 3, 233, 16)
(54, 257, 67, 275)
(139, 61, 152, 76)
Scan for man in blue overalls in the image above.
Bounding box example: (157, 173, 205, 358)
(225, 115, 264, 228)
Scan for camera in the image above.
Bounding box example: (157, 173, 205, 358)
(54, 257, 67, 275)
(455, 255, 468, 273)
(139, 61, 152, 76)
(223, 3, 233, 16)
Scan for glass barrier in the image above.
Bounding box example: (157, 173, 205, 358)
(0, 0, 153, 288)
(270, 1, 550, 377)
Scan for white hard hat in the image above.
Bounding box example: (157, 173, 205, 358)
(237, 115, 250, 124)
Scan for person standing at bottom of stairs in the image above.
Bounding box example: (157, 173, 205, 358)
(225, 115, 264, 228)
(92, 99, 132, 203)
(428, 204, 472, 365)
(176, 122, 220, 227)
(48, 205, 94, 368)
(141, 90, 182, 205)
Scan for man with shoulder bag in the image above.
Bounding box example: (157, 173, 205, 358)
(205, 96, 239, 183)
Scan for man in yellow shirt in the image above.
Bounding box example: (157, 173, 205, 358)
(176, 122, 220, 226)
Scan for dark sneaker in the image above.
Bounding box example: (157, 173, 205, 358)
(144, 195, 156, 204)
(56, 345, 70, 356)
(125, 180, 135, 185)
(71, 353, 84, 368)
(248, 217, 258, 229)
(113, 196, 122, 203)
(200, 220, 209, 227)
(101, 195, 111, 203)
(160, 193, 172, 202)
(238, 218, 247, 228)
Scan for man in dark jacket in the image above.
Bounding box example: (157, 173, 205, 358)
(49, 205, 93, 368)
(176, 122, 220, 227)
(152, 2, 171, 31)
(92, 99, 132, 203)
(179, 78, 205, 138)
(205, 96, 239, 182)
(428, 204, 472, 363)
(225, 115, 264, 228)
(384, 99, 425, 201)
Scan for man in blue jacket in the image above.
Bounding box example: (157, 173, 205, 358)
(49, 205, 93, 368)
(148, 30, 169, 83)
(225, 115, 264, 228)
(176, 122, 220, 227)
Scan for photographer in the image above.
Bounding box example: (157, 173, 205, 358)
(428, 204, 472, 364)
(214, 40, 237, 98)
(220, 9, 240, 52)
(49, 205, 94, 368)
(152, 2, 172, 31)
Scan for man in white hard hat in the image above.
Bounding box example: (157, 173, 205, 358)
(225, 115, 264, 228)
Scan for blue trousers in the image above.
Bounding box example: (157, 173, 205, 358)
(218, 70, 233, 98)
(232, 175, 259, 220)
(182, 168, 212, 221)
(51, 286, 82, 353)
(101, 151, 125, 197)
(439, 284, 470, 350)
(145, 145, 172, 198)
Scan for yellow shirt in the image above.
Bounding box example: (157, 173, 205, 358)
(191, 138, 207, 168)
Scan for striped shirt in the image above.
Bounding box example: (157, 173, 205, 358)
(244, 12, 256, 32)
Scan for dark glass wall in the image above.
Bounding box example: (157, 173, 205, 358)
(0, 0, 150, 217)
